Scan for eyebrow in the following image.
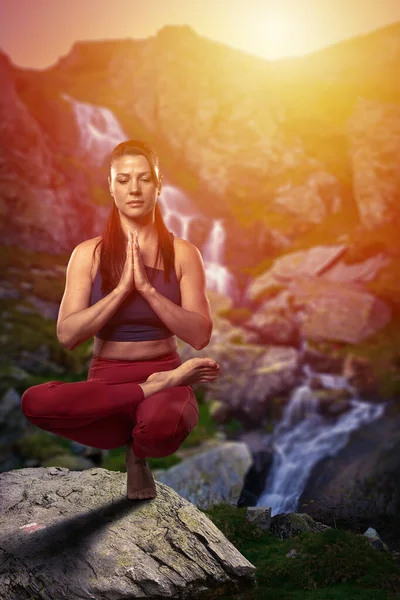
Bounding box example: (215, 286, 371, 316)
(116, 171, 152, 177)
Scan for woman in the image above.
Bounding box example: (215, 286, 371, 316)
(21, 140, 221, 500)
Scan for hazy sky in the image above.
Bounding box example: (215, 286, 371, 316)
(1, 0, 399, 68)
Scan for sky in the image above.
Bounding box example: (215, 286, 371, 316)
(1, 0, 400, 69)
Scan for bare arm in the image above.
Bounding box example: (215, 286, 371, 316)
(141, 240, 213, 351)
(56, 239, 128, 350)
(58, 288, 128, 351)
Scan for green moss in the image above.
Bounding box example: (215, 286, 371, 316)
(223, 418, 243, 438)
(230, 334, 246, 345)
(15, 432, 71, 461)
(243, 257, 276, 278)
(253, 283, 287, 304)
(201, 503, 400, 599)
(218, 307, 252, 325)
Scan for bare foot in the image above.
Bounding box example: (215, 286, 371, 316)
(146, 357, 220, 388)
(125, 444, 157, 500)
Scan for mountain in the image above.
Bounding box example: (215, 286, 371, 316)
(1, 22, 400, 265)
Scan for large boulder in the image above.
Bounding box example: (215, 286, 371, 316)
(298, 410, 400, 547)
(244, 245, 347, 304)
(244, 311, 301, 347)
(0, 466, 256, 599)
(288, 276, 392, 343)
(155, 441, 253, 509)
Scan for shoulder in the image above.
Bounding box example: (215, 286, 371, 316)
(70, 236, 102, 263)
(68, 236, 102, 281)
(173, 237, 205, 276)
(173, 237, 202, 261)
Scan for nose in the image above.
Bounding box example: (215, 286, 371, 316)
(128, 179, 141, 195)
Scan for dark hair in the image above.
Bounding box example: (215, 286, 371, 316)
(92, 140, 175, 295)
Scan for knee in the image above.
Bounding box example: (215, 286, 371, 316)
(174, 397, 199, 439)
(21, 386, 41, 417)
(21, 382, 57, 417)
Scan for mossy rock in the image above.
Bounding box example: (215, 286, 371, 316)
(15, 432, 70, 461)
(270, 512, 331, 540)
(41, 454, 95, 470)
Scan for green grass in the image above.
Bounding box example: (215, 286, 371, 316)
(200, 504, 400, 599)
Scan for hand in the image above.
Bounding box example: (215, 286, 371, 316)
(116, 230, 153, 297)
(131, 230, 153, 295)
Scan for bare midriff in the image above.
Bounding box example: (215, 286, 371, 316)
(91, 237, 181, 362)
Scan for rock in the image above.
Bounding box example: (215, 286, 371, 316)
(70, 441, 108, 466)
(0, 388, 29, 450)
(363, 527, 390, 552)
(156, 441, 253, 510)
(321, 252, 391, 284)
(288, 276, 392, 344)
(244, 245, 347, 304)
(16, 348, 65, 375)
(209, 400, 234, 424)
(41, 453, 97, 470)
(206, 290, 233, 316)
(245, 506, 272, 530)
(0, 281, 21, 300)
(348, 97, 400, 230)
(179, 342, 299, 426)
(237, 448, 274, 508)
(0, 466, 256, 599)
(314, 388, 353, 417)
(272, 170, 341, 223)
(25, 295, 60, 320)
(244, 311, 301, 347)
(298, 411, 400, 548)
(269, 512, 331, 540)
(309, 376, 325, 390)
(301, 346, 344, 374)
(342, 353, 380, 400)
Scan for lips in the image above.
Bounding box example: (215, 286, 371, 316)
(127, 201, 144, 206)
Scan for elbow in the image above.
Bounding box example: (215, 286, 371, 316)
(57, 336, 72, 351)
(57, 327, 73, 351)
(195, 323, 213, 351)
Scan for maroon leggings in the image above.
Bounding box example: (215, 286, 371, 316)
(20, 350, 199, 459)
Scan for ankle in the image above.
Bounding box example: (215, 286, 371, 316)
(126, 444, 146, 461)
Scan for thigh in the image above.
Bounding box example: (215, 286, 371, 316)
(136, 385, 199, 437)
(43, 412, 133, 450)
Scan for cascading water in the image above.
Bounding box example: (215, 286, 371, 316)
(62, 94, 127, 165)
(257, 362, 386, 515)
(65, 95, 240, 297)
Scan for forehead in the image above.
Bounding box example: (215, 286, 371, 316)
(111, 153, 155, 174)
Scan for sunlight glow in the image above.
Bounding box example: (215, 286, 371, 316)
(243, 8, 307, 60)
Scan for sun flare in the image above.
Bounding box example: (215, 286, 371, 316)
(243, 9, 306, 60)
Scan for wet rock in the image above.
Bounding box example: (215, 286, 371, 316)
(237, 448, 274, 508)
(343, 353, 380, 400)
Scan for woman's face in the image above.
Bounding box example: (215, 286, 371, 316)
(108, 153, 161, 220)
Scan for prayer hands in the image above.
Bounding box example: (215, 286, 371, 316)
(116, 230, 153, 297)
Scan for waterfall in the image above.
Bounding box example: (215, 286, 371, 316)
(160, 198, 238, 299)
(257, 363, 386, 515)
(66, 96, 239, 298)
(62, 94, 127, 166)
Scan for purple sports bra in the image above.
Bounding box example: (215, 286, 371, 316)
(89, 263, 181, 342)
